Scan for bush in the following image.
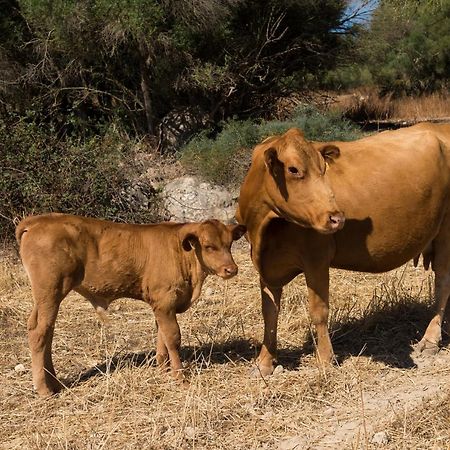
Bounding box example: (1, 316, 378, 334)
(180, 106, 363, 186)
(0, 115, 161, 239)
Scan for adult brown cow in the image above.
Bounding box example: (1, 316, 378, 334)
(16, 213, 246, 397)
(236, 123, 450, 376)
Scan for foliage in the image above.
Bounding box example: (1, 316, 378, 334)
(180, 106, 363, 186)
(0, 114, 160, 238)
(0, 0, 352, 139)
(328, 0, 450, 93)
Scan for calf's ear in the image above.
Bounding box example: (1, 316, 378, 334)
(319, 144, 340, 163)
(180, 225, 200, 251)
(182, 233, 198, 251)
(229, 224, 247, 241)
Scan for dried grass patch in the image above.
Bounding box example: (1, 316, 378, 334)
(332, 89, 450, 123)
(1, 245, 449, 449)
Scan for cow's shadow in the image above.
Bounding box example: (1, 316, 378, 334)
(66, 298, 445, 388)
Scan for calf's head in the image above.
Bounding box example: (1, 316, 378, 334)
(262, 128, 345, 234)
(181, 220, 246, 279)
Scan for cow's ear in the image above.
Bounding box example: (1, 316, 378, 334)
(229, 224, 247, 241)
(264, 147, 279, 173)
(319, 144, 340, 163)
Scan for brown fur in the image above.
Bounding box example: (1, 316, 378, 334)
(16, 213, 246, 397)
(236, 123, 450, 375)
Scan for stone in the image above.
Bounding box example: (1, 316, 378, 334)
(14, 363, 26, 373)
(371, 431, 390, 445)
(162, 176, 238, 223)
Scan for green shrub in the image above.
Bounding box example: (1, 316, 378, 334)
(0, 115, 161, 239)
(180, 105, 363, 187)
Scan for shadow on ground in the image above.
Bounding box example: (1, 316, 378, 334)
(67, 297, 448, 388)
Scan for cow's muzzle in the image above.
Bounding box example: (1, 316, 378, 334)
(327, 212, 345, 232)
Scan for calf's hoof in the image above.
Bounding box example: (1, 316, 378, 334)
(156, 353, 170, 370)
(171, 368, 188, 384)
(415, 338, 440, 356)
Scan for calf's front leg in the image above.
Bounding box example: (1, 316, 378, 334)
(155, 321, 169, 369)
(153, 307, 184, 380)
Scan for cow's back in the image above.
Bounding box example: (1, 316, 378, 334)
(328, 127, 450, 272)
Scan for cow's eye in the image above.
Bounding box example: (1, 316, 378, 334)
(287, 166, 304, 178)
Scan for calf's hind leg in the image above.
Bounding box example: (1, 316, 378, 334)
(28, 275, 73, 397)
(24, 254, 78, 397)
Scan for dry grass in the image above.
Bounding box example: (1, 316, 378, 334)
(331, 89, 450, 123)
(1, 243, 450, 449)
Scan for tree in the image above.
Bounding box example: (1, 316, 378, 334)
(356, 0, 450, 93)
(0, 0, 353, 139)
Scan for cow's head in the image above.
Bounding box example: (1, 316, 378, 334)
(181, 220, 246, 279)
(262, 128, 345, 234)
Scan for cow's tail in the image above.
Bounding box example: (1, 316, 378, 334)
(15, 216, 36, 245)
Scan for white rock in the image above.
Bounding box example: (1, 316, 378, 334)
(184, 426, 196, 439)
(371, 431, 389, 445)
(14, 363, 26, 373)
(162, 176, 238, 223)
(273, 365, 284, 375)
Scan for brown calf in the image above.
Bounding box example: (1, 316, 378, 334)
(16, 213, 246, 397)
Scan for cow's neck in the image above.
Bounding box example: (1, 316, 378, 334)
(246, 205, 278, 273)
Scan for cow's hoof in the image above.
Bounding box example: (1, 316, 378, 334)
(250, 364, 274, 378)
(415, 338, 440, 356)
(35, 384, 61, 398)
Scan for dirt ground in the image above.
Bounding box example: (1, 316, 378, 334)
(1, 242, 449, 450)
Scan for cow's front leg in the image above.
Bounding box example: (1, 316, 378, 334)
(416, 227, 450, 355)
(153, 307, 184, 380)
(304, 265, 333, 366)
(417, 272, 450, 355)
(254, 280, 282, 376)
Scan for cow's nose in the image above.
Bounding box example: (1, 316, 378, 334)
(329, 212, 345, 230)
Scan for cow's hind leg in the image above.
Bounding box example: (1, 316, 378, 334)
(417, 225, 450, 355)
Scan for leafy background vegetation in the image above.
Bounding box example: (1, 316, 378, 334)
(0, 0, 449, 236)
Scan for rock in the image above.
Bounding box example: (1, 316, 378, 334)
(278, 436, 304, 450)
(273, 365, 284, 375)
(14, 363, 26, 373)
(162, 176, 238, 223)
(371, 431, 390, 445)
(184, 426, 196, 439)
